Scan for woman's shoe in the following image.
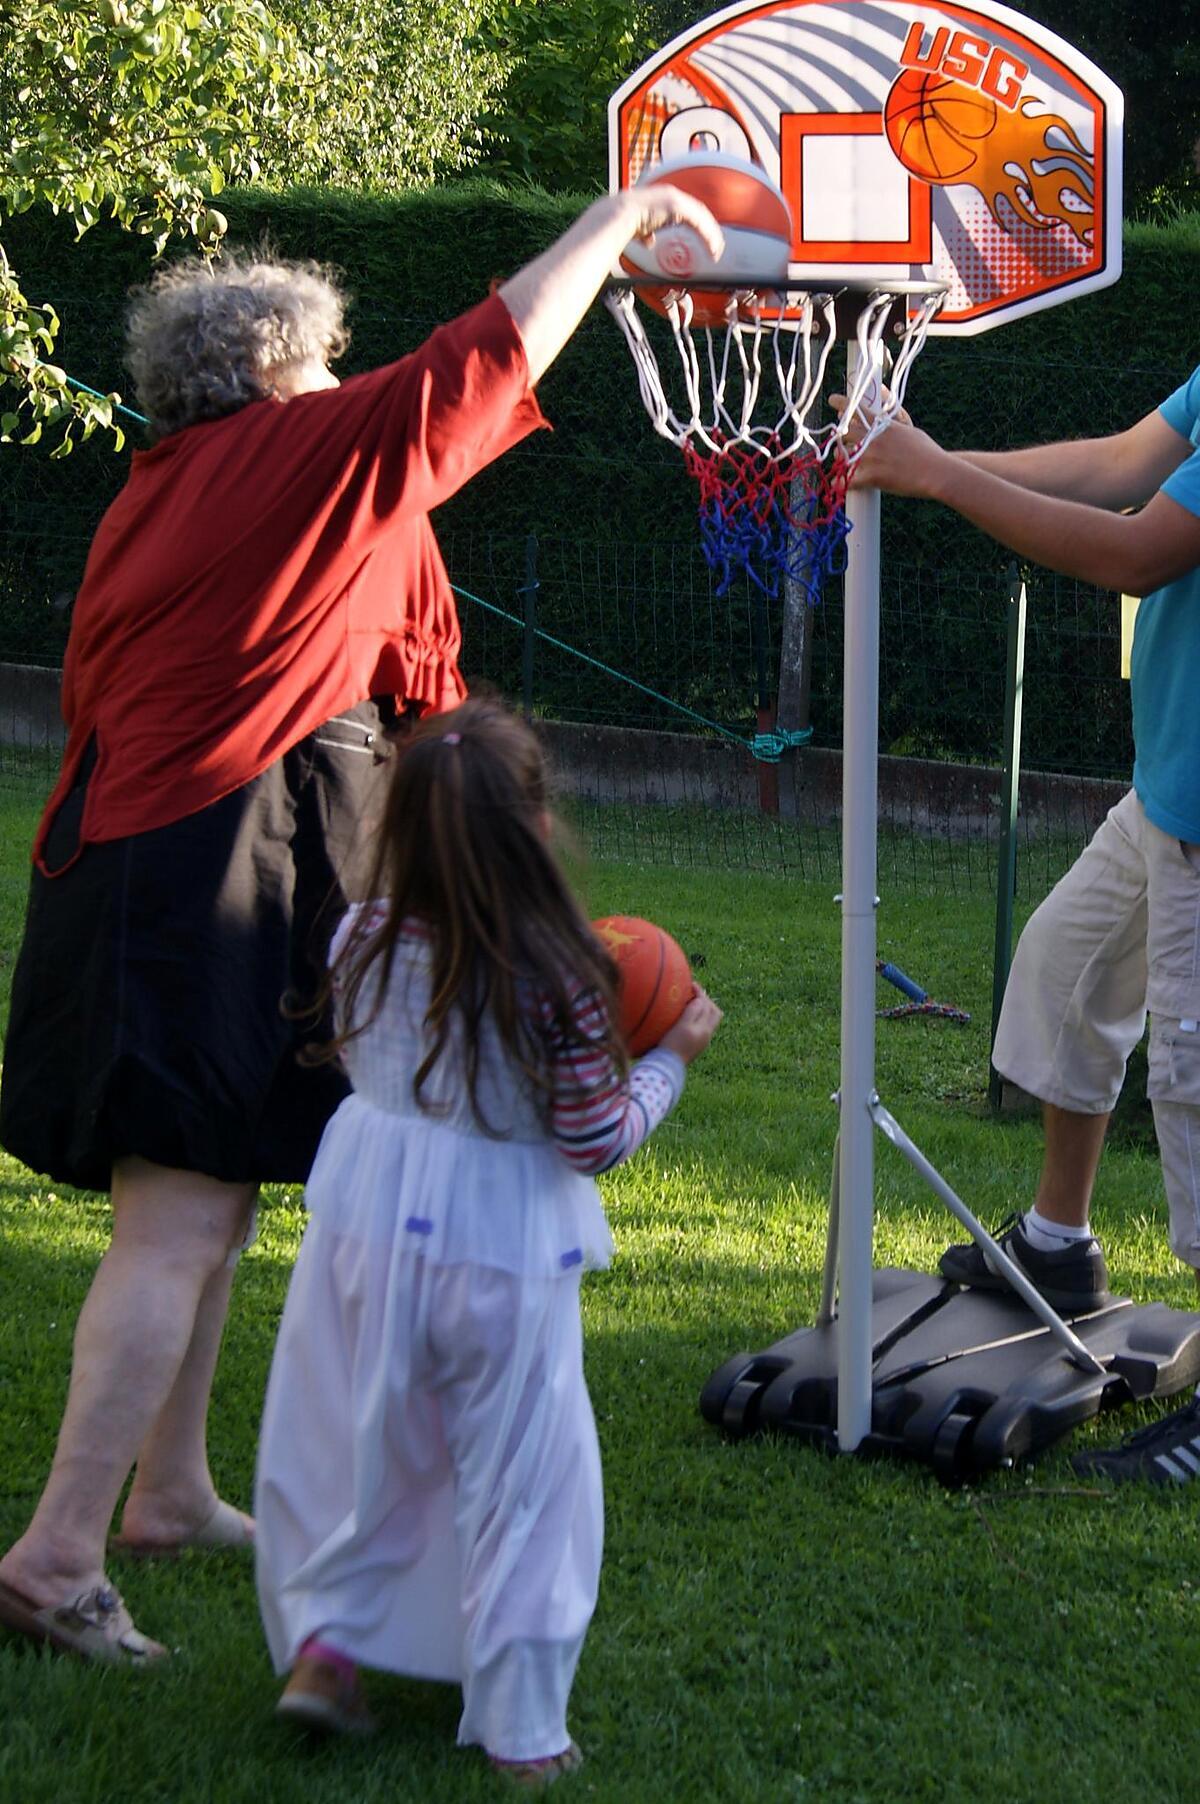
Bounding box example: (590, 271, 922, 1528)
(0, 1578, 168, 1665)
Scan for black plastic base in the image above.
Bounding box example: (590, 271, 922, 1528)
(699, 1269, 1200, 1483)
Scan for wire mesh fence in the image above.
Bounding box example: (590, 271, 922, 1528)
(0, 519, 1131, 903)
(542, 724, 1121, 904)
(434, 529, 1137, 778)
(0, 489, 1137, 776)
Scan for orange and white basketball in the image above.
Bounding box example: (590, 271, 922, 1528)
(620, 151, 792, 326)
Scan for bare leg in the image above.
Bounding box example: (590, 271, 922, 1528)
(1033, 1103, 1111, 1229)
(118, 1248, 254, 1550)
(0, 1157, 254, 1612)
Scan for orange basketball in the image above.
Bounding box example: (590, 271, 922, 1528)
(620, 150, 792, 328)
(593, 915, 694, 1055)
(884, 70, 997, 183)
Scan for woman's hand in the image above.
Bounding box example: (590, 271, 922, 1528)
(620, 183, 726, 265)
(499, 187, 723, 387)
(658, 985, 724, 1064)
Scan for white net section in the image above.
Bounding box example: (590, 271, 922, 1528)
(605, 282, 944, 464)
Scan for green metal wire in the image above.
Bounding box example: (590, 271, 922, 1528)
(57, 369, 806, 762)
(750, 726, 814, 761)
(63, 374, 148, 425)
(451, 581, 769, 753)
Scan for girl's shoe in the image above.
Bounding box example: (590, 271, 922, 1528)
(490, 1742, 583, 1789)
(275, 1642, 375, 1736)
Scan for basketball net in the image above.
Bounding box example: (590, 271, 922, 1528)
(606, 282, 943, 598)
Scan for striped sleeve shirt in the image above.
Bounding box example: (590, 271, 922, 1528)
(546, 987, 685, 1174)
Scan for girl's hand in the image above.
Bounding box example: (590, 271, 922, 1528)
(658, 986, 723, 1064)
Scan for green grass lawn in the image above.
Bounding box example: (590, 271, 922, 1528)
(1, 787, 1198, 1803)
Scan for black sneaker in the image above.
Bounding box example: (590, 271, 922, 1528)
(938, 1211, 1112, 1314)
(1072, 1395, 1200, 1486)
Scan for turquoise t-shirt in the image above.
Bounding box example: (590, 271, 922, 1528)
(1130, 368, 1200, 843)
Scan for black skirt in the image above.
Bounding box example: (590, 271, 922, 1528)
(0, 701, 394, 1191)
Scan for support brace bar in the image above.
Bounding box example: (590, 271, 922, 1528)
(868, 1097, 1108, 1377)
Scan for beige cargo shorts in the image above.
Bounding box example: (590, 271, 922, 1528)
(993, 789, 1200, 1266)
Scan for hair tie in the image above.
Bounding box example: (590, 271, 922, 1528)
(442, 731, 462, 746)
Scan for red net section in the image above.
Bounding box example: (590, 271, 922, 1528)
(681, 438, 851, 599)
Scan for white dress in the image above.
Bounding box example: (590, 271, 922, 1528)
(255, 917, 622, 1763)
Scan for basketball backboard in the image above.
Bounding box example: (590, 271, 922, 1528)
(608, 0, 1123, 334)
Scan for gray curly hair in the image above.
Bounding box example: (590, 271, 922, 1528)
(125, 248, 350, 440)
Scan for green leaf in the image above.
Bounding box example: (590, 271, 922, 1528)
(1, 0, 509, 444)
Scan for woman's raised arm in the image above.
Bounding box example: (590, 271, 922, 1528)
(497, 187, 724, 386)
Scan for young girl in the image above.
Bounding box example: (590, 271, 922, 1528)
(254, 697, 721, 1786)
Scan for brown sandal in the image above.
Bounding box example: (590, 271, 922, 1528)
(275, 1650, 376, 1737)
(0, 1579, 168, 1665)
(490, 1742, 583, 1789)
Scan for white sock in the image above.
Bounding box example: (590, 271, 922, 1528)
(1023, 1207, 1093, 1251)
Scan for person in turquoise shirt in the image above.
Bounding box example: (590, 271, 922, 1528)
(1130, 367, 1200, 843)
(844, 366, 1200, 1486)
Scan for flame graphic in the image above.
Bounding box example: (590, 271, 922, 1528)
(885, 73, 1094, 246)
(976, 96, 1094, 243)
(595, 919, 638, 954)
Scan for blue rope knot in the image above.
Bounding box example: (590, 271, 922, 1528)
(749, 726, 814, 763)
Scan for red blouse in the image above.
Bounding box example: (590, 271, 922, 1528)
(34, 293, 548, 874)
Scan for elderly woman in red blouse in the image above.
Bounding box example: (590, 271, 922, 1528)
(0, 185, 722, 1662)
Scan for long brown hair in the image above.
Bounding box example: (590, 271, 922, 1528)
(327, 697, 627, 1132)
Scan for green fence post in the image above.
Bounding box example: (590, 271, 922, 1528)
(990, 561, 1027, 1112)
(520, 534, 539, 723)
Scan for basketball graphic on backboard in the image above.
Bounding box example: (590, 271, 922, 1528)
(609, 1, 1124, 335)
(884, 68, 1096, 246)
(883, 70, 997, 183)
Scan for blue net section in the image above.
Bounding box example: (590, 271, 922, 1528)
(683, 440, 852, 600)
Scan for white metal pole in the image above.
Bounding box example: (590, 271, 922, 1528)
(836, 338, 880, 1452)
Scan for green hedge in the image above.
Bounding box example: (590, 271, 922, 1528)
(3, 184, 1200, 770)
